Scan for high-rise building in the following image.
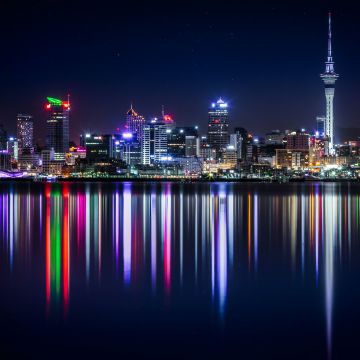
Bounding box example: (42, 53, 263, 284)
(80, 133, 113, 163)
(265, 130, 285, 145)
(234, 127, 248, 161)
(207, 98, 229, 154)
(185, 136, 200, 157)
(125, 104, 145, 138)
(286, 130, 310, 150)
(316, 116, 326, 137)
(114, 132, 141, 165)
(276, 149, 309, 170)
(167, 126, 198, 158)
(45, 96, 70, 161)
(309, 135, 329, 164)
(17, 114, 34, 154)
(320, 13, 339, 154)
(7, 137, 18, 161)
(141, 119, 168, 164)
(0, 124, 7, 151)
(199, 135, 216, 160)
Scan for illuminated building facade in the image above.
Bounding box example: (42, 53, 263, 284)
(222, 146, 237, 169)
(285, 130, 310, 150)
(7, 137, 18, 161)
(45, 97, 70, 161)
(276, 149, 309, 170)
(167, 126, 199, 158)
(185, 135, 200, 157)
(265, 130, 285, 146)
(141, 120, 168, 164)
(17, 114, 34, 154)
(115, 132, 141, 165)
(208, 99, 229, 155)
(316, 116, 326, 138)
(309, 136, 329, 165)
(320, 13, 339, 154)
(80, 133, 113, 163)
(125, 105, 145, 138)
(234, 127, 248, 161)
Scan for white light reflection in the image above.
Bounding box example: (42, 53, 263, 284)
(218, 191, 228, 320)
(325, 186, 336, 358)
(228, 193, 234, 268)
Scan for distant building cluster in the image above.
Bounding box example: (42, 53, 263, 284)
(0, 14, 358, 180)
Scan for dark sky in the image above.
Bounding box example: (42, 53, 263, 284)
(0, 0, 359, 143)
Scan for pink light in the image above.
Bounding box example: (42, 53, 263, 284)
(45, 104, 51, 110)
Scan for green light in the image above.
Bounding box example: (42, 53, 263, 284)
(47, 97, 63, 105)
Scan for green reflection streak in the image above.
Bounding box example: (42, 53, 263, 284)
(55, 196, 61, 298)
(49, 186, 62, 307)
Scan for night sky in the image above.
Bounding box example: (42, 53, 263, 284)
(0, 0, 359, 144)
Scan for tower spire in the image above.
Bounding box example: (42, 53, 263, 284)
(325, 12, 335, 74)
(328, 12, 332, 62)
(320, 12, 339, 156)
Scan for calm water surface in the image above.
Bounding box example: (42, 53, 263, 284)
(0, 181, 359, 358)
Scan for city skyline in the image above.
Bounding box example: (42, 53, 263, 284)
(1, 1, 360, 141)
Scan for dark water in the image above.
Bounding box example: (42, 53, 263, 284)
(0, 181, 360, 358)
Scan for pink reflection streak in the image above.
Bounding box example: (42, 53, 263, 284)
(163, 189, 171, 296)
(45, 186, 51, 315)
(62, 186, 70, 316)
(123, 186, 131, 284)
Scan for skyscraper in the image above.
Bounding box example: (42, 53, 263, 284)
(207, 98, 229, 155)
(316, 116, 326, 137)
(320, 13, 339, 154)
(167, 126, 198, 158)
(17, 114, 34, 154)
(141, 119, 168, 164)
(45, 96, 70, 161)
(0, 124, 7, 151)
(125, 104, 145, 137)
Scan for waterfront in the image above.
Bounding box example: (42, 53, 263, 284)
(0, 181, 360, 358)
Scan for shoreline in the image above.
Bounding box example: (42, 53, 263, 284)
(0, 177, 359, 183)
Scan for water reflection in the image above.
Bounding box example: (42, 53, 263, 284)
(0, 182, 358, 356)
